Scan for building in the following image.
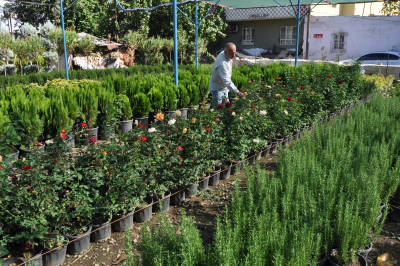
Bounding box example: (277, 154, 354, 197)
(221, 2, 386, 58)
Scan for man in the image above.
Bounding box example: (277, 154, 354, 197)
(209, 43, 245, 104)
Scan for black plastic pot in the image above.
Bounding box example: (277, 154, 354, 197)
(152, 192, 171, 213)
(230, 160, 242, 175)
(169, 187, 186, 205)
(246, 152, 257, 165)
(261, 143, 272, 157)
(208, 166, 221, 186)
(273, 136, 284, 148)
(220, 164, 232, 180)
(43, 235, 69, 266)
(177, 108, 188, 119)
(84, 127, 98, 138)
(389, 199, 400, 222)
(91, 219, 111, 243)
(2, 257, 25, 265)
(187, 106, 199, 117)
(282, 134, 290, 146)
(185, 184, 198, 197)
(99, 124, 115, 140)
(65, 225, 92, 255)
(198, 176, 209, 190)
(164, 111, 177, 118)
(118, 120, 133, 134)
(292, 130, 300, 141)
(132, 117, 149, 127)
(328, 253, 366, 266)
(112, 210, 135, 232)
(134, 197, 153, 223)
(316, 255, 328, 266)
(358, 243, 373, 260)
(21, 248, 43, 266)
(270, 141, 278, 153)
(255, 152, 262, 161)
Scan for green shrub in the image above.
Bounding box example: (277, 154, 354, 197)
(177, 85, 190, 109)
(118, 94, 133, 121)
(187, 84, 200, 106)
(76, 83, 99, 128)
(147, 87, 164, 113)
(161, 85, 177, 111)
(131, 93, 152, 118)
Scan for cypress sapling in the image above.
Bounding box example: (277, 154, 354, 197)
(131, 93, 152, 118)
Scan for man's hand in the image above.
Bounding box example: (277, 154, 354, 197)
(237, 92, 245, 98)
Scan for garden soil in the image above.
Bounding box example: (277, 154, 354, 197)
(62, 148, 400, 266)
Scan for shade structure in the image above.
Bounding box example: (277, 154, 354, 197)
(202, 0, 383, 8)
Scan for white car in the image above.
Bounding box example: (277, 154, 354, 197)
(340, 52, 400, 65)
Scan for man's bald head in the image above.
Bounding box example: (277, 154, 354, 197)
(224, 43, 236, 60)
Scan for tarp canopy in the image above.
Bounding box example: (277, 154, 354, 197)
(203, 0, 383, 8)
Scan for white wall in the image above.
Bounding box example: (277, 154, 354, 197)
(303, 16, 400, 61)
(310, 2, 384, 16)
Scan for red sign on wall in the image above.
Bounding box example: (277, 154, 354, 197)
(313, 34, 323, 38)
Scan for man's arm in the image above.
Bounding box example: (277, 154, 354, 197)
(216, 64, 239, 94)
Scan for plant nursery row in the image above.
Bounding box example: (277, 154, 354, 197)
(0, 62, 393, 265)
(131, 94, 400, 266)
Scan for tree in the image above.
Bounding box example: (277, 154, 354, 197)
(13, 38, 28, 75)
(123, 30, 143, 66)
(18, 23, 37, 38)
(77, 34, 95, 69)
(164, 38, 174, 63)
(381, 1, 400, 16)
(0, 32, 14, 76)
(25, 36, 44, 66)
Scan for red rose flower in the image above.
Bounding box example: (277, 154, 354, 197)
(243, 91, 249, 95)
(177, 146, 184, 151)
(228, 109, 233, 113)
(251, 105, 256, 108)
(217, 104, 224, 109)
(338, 80, 343, 84)
(89, 137, 97, 144)
(204, 126, 211, 133)
(132, 136, 138, 141)
(274, 82, 278, 86)
(225, 102, 232, 108)
(140, 136, 147, 142)
(23, 166, 32, 171)
(10, 146, 14, 150)
(287, 97, 293, 101)
(80, 122, 87, 127)
(0, 165, 2, 169)
(327, 75, 332, 79)
(275, 78, 280, 81)
(178, 162, 183, 166)
(300, 86, 305, 90)
(208, 190, 211, 194)
(60, 133, 67, 140)
(139, 123, 145, 128)
(248, 80, 252, 83)
(215, 117, 220, 122)
(27, 186, 31, 190)
(35, 142, 43, 146)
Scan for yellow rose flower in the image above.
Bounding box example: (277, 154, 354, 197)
(232, 112, 236, 116)
(183, 128, 188, 133)
(210, 109, 214, 112)
(201, 105, 208, 111)
(156, 113, 164, 121)
(276, 94, 281, 97)
(192, 118, 197, 123)
(239, 117, 243, 121)
(103, 151, 107, 155)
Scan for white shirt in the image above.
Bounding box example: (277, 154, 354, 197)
(209, 52, 239, 94)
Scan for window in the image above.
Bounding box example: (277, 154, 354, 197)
(331, 33, 348, 53)
(280, 26, 296, 45)
(241, 28, 254, 45)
